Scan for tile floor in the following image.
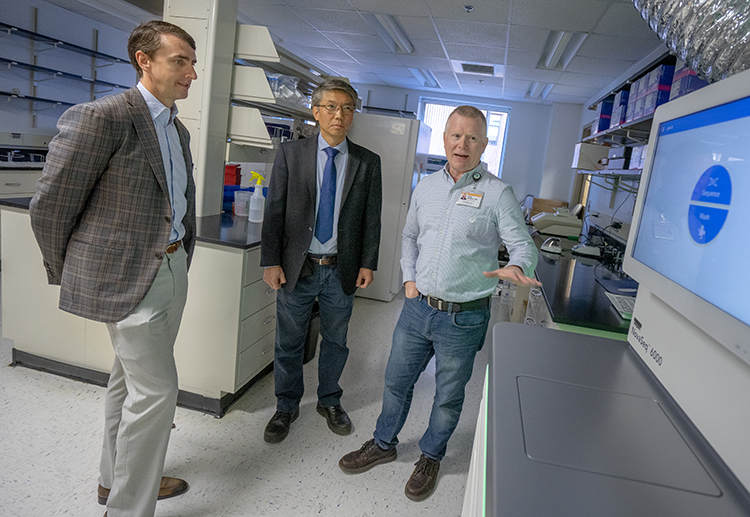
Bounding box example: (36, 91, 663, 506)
(0, 280, 509, 516)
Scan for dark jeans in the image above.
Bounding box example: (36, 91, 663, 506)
(273, 263, 355, 412)
(373, 295, 491, 460)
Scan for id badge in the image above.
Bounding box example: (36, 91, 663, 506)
(457, 189, 483, 208)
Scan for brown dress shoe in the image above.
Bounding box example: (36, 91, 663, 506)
(98, 476, 189, 505)
(339, 438, 397, 474)
(405, 454, 440, 501)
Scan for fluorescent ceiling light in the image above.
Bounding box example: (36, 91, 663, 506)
(362, 13, 414, 55)
(537, 31, 587, 71)
(527, 82, 554, 99)
(408, 68, 440, 88)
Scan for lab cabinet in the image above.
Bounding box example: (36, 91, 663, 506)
(2, 202, 274, 416)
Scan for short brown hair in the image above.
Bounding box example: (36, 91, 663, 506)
(311, 79, 358, 107)
(128, 21, 196, 78)
(446, 105, 488, 138)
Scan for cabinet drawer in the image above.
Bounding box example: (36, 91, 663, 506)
(239, 302, 276, 354)
(243, 247, 264, 286)
(0, 172, 39, 195)
(241, 279, 276, 320)
(236, 330, 274, 389)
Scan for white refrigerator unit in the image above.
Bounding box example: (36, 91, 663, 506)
(347, 113, 432, 302)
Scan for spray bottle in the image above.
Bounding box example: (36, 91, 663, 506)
(247, 171, 266, 223)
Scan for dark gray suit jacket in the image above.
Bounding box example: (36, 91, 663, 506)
(260, 136, 382, 296)
(29, 87, 196, 323)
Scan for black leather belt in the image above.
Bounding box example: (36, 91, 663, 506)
(419, 293, 490, 313)
(308, 254, 337, 266)
(166, 240, 182, 254)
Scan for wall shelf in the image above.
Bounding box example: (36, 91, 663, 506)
(1, 57, 130, 90)
(0, 21, 129, 64)
(1, 90, 74, 108)
(578, 168, 642, 178)
(583, 115, 652, 146)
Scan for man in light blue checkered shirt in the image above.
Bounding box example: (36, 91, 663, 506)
(339, 105, 541, 502)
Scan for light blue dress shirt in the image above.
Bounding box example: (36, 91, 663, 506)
(400, 164, 538, 302)
(309, 133, 349, 255)
(136, 82, 188, 243)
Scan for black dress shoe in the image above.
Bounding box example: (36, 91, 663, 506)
(264, 409, 299, 443)
(405, 454, 440, 502)
(316, 403, 352, 435)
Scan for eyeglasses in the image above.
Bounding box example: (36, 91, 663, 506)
(315, 104, 355, 115)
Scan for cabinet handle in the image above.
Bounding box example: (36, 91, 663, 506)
(263, 316, 276, 325)
(3, 182, 22, 187)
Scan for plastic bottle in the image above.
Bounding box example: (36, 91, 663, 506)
(247, 172, 266, 223)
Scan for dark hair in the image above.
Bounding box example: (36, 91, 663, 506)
(311, 78, 358, 107)
(127, 21, 196, 78)
(446, 105, 488, 138)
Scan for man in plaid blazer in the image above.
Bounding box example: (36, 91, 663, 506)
(29, 21, 197, 517)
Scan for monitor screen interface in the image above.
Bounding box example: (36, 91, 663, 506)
(631, 95, 750, 328)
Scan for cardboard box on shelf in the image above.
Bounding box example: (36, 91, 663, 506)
(530, 198, 568, 218)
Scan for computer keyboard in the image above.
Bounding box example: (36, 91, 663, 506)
(605, 291, 636, 319)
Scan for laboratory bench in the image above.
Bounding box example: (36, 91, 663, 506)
(531, 231, 633, 339)
(1, 198, 274, 417)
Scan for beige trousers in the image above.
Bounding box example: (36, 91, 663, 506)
(98, 246, 188, 517)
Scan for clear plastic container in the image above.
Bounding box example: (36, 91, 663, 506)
(234, 190, 250, 217)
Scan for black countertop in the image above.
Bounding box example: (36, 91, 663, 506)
(0, 197, 261, 250)
(532, 232, 632, 334)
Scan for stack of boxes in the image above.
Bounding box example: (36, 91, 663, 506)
(629, 145, 648, 170)
(606, 146, 631, 170)
(670, 61, 710, 101)
(591, 97, 614, 134)
(611, 87, 630, 127)
(624, 64, 674, 123)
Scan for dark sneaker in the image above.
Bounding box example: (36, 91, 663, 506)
(405, 454, 440, 501)
(316, 403, 352, 435)
(339, 438, 397, 474)
(263, 409, 299, 443)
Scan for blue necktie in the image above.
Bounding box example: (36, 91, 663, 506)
(315, 146, 339, 244)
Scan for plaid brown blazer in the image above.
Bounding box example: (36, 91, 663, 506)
(29, 87, 196, 323)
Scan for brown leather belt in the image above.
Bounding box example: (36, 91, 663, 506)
(419, 293, 490, 313)
(308, 254, 337, 266)
(166, 240, 182, 254)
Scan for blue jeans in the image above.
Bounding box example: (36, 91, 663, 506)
(274, 263, 355, 413)
(374, 295, 491, 461)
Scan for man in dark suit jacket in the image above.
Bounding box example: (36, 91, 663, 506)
(29, 21, 197, 517)
(261, 78, 382, 443)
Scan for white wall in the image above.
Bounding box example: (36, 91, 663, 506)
(354, 83, 583, 203)
(0, 0, 135, 136)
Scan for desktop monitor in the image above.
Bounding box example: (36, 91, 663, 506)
(623, 66, 750, 494)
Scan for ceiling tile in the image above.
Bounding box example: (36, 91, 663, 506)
(239, 4, 313, 29)
(300, 47, 357, 63)
(398, 16, 440, 41)
(506, 49, 539, 68)
(411, 40, 448, 58)
(369, 65, 415, 77)
(347, 51, 404, 66)
(433, 19, 507, 46)
(375, 74, 423, 87)
(595, 2, 661, 40)
(505, 65, 563, 83)
(282, 0, 354, 8)
(349, 0, 431, 17)
(512, 0, 610, 32)
(556, 71, 614, 89)
(545, 92, 591, 104)
(425, 0, 509, 22)
(503, 78, 533, 91)
(508, 25, 549, 52)
(291, 7, 376, 34)
(344, 72, 387, 84)
(271, 29, 338, 49)
(444, 43, 506, 64)
(548, 84, 601, 97)
(578, 34, 662, 61)
(396, 55, 453, 72)
(564, 55, 633, 77)
(323, 32, 393, 52)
